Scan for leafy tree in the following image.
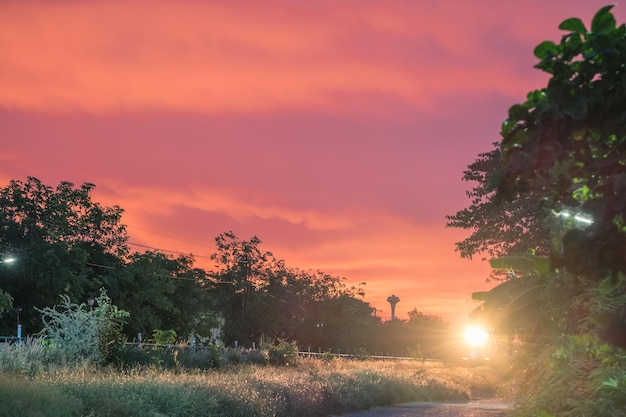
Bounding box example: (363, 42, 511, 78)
(446, 145, 555, 265)
(497, 5, 626, 279)
(0, 177, 128, 334)
(454, 6, 626, 415)
(307, 294, 379, 353)
(107, 251, 212, 340)
(207, 231, 376, 349)
(208, 231, 274, 345)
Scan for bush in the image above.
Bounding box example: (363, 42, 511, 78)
(510, 335, 626, 417)
(36, 289, 128, 365)
(242, 348, 269, 365)
(152, 329, 177, 345)
(266, 339, 299, 366)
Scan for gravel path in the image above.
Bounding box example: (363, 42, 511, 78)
(331, 399, 512, 417)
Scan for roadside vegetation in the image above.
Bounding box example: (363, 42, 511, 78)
(0, 339, 503, 417)
(447, 5, 626, 416)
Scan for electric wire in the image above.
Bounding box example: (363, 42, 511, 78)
(127, 241, 213, 259)
(125, 224, 214, 249)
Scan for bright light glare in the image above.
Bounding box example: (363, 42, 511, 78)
(464, 325, 489, 347)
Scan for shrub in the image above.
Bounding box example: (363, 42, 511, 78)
(266, 339, 299, 366)
(221, 347, 243, 365)
(152, 329, 177, 345)
(36, 289, 128, 365)
(242, 348, 269, 365)
(510, 335, 626, 417)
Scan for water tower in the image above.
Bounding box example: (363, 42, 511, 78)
(387, 294, 400, 320)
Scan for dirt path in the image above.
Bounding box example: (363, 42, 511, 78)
(331, 398, 512, 417)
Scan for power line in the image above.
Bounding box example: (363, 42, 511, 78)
(84, 259, 213, 282)
(85, 262, 116, 270)
(125, 224, 214, 249)
(127, 242, 213, 259)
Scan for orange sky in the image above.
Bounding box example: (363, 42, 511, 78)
(1, 0, 621, 323)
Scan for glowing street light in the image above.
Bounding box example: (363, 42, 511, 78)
(554, 210, 593, 226)
(553, 209, 593, 254)
(0, 256, 16, 264)
(464, 325, 489, 347)
(462, 324, 491, 361)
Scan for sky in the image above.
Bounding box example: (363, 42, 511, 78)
(1, 0, 622, 323)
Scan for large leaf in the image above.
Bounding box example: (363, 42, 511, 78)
(534, 40, 558, 59)
(489, 253, 550, 275)
(497, 284, 546, 322)
(471, 291, 490, 302)
(472, 275, 539, 305)
(470, 279, 546, 328)
(559, 17, 587, 34)
(471, 253, 551, 329)
(591, 5, 616, 34)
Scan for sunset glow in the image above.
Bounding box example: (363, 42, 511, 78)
(1, 0, 620, 322)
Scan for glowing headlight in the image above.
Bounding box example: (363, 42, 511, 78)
(464, 325, 489, 347)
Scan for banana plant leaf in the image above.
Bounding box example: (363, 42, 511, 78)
(471, 253, 550, 330)
(489, 253, 551, 275)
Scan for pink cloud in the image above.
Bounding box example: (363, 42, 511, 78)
(1, 0, 621, 323)
(2, 0, 616, 115)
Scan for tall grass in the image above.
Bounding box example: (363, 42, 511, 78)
(0, 342, 504, 417)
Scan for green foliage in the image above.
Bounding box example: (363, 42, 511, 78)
(453, 6, 626, 416)
(445, 145, 554, 264)
(0, 177, 128, 334)
(511, 335, 626, 417)
(112, 344, 271, 370)
(36, 289, 129, 365)
(498, 5, 626, 277)
(114, 251, 212, 340)
(266, 339, 299, 366)
(208, 231, 378, 350)
(471, 252, 554, 334)
(152, 329, 177, 345)
(488, 251, 551, 276)
(0, 288, 12, 314)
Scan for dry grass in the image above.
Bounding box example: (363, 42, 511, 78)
(0, 354, 504, 417)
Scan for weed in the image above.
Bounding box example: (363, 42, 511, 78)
(0, 349, 504, 417)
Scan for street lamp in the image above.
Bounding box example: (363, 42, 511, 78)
(0, 256, 16, 264)
(553, 209, 593, 253)
(87, 296, 95, 311)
